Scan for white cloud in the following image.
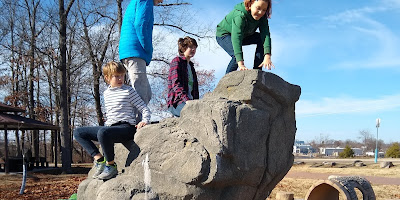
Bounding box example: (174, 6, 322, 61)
(296, 94, 400, 117)
(323, 4, 400, 70)
(324, 7, 386, 23)
(334, 23, 400, 69)
(383, 0, 400, 8)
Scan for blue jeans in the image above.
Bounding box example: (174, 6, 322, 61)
(168, 102, 186, 117)
(73, 123, 136, 162)
(216, 32, 263, 74)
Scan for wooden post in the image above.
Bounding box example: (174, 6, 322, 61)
(54, 130, 58, 168)
(4, 125, 9, 174)
(43, 130, 47, 167)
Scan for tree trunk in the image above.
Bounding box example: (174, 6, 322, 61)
(21, 130, 26, 152)
(78, 3, 115, 126)
(49, 68, 55, 163)
(43, 131, 47, 162)
(80, 15, 102, 125)
(67, 31, 73, 164)
(8, 1, 22, 157)
(117, 0, 123, 33)
(15, 131, 21, 156)
(58, 0, 76, 173)
(55, 72, 61, 167)
(25, 0, 40, 165)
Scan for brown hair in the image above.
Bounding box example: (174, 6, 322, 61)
(178, 36, 198, 56)
(102, 61, 126, 83)
(244, 0, 272, 18)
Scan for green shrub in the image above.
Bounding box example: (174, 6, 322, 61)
(385, 143, 400, 158)
(339, 145, 354, 158)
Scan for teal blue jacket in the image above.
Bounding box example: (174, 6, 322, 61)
(216, 2, 271, 62)
(119, 0, 154, 65)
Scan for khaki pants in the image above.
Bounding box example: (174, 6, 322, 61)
(122, 57, 152, 122)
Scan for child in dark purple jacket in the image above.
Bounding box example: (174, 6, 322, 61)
(167, 37, 199, 117)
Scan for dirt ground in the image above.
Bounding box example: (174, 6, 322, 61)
(1, 160, 400, 200)
(0, 165, 90, 200)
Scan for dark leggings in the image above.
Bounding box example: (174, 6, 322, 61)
(73, 124, 136, 162)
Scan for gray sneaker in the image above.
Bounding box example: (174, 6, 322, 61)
(92, 160, 106, 179)
(97, 164, 118, 180)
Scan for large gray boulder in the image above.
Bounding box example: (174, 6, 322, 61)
(77, 70, 301, 200)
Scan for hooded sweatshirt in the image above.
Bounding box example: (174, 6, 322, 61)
(119, 0, 154, 65)
(216, 2, 271, 62)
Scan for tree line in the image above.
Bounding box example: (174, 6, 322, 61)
(0, 0, 215, 173)
(308, 130, 398, 156)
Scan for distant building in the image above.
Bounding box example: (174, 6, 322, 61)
(352, 148, 363, 156)
(293, 140, 316, 154)
(295, 140, 305, 145)
(320, 147, 342, 156)
(320, 147, 363, 156)
(365, 152, 374, 156)
(365, 151, 385, 157)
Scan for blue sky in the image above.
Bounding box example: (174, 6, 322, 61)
(186, 0, 400, 143)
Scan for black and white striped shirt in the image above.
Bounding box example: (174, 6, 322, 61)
(104, 84, 151, 126)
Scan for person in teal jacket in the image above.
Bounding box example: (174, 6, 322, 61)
(119, 0, 163, 121)
(216, 0, 275, 74)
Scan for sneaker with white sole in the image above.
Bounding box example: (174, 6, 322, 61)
(92, 160, 106, 179)
(97, 164, 118, 180)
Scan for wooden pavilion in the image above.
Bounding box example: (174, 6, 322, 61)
(0, 103, 59, 173)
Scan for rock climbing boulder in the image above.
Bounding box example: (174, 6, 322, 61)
(77, 70, 301, 200)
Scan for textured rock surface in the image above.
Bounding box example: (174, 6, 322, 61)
(77, 70, 301, 200)
(380, 161, 394, 168)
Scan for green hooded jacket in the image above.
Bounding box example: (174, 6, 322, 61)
(216, 2, 271, 62)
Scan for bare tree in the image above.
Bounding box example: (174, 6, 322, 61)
(76, 0, 118, 126)
(332, 140, 342, 147)
(1, 0, 22, 156)
(358, 129, 373, 150)
(313, 133, 331, 148)
(358, 129, 378, 151)
(0, 0, 216, 167)
(146, 1, 215, 117)
(22, 0, 47, 164)
(116, 0, 123, 32)
(58, 0, 76, 173)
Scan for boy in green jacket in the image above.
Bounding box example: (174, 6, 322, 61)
(216, 0, 275, 74)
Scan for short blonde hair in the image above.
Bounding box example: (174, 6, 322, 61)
(102, 61, 126, 83)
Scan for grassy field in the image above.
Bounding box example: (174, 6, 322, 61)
(267, 159, 400, 200)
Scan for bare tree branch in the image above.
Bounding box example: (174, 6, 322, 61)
(154, 23, 212, 39)
(94, 11, 117, 22)
(65, 0, 76, 16)
(158, 3, 191, 7)
(152, 57, 170, 65)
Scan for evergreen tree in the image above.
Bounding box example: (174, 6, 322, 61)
(385, 143, 400, 158)
(339, 145, 354, 158)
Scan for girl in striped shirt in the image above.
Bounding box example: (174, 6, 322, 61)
(74, 61, 151, 180)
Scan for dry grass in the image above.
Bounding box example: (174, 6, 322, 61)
(267, 161, 400, 200)
(268, 178, 314, 199)
(268, 177, 400, 200)
(290, 163, 400, 178)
